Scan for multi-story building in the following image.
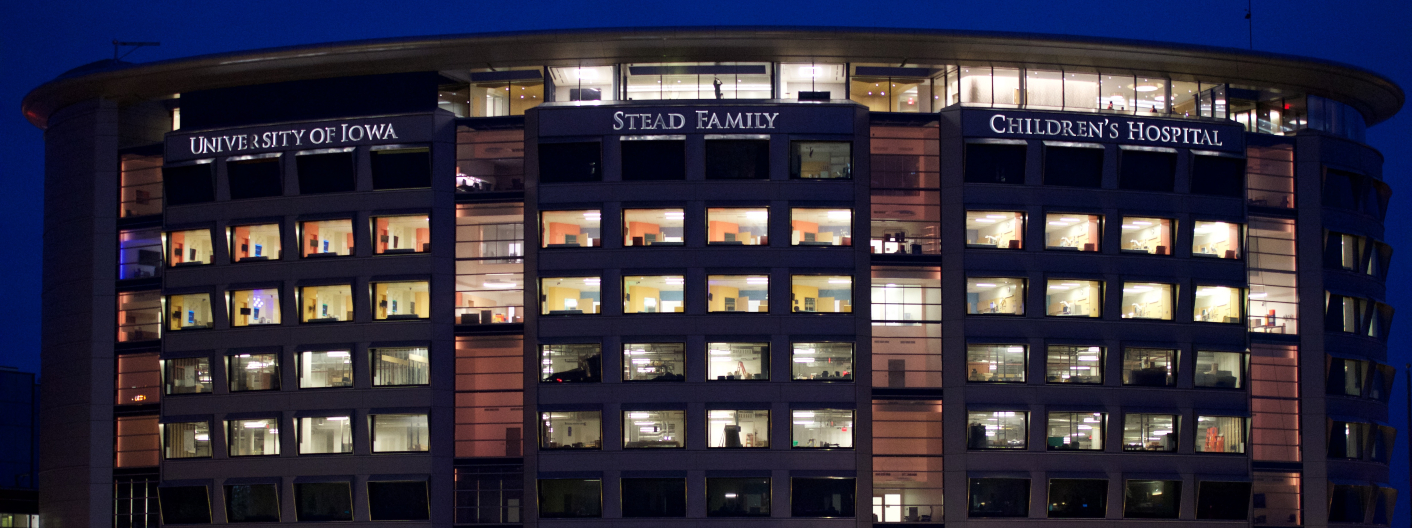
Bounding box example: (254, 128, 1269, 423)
(21, 27, 1402, 527)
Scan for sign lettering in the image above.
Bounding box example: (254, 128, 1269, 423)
(984, 113, 1228, 147)
(185, 122, 400, 155)
(611, 110, 779, 131)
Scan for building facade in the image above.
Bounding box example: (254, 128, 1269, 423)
(20, 27, 1402, 527)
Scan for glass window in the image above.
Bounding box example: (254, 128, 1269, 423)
(1123, 348, 1177, 386)
(224, 484, 280, 522)
(373, 281, 429, 320)
(968, 478, 1030, 517)
(467, 70, 544, 116)
(163, 422, 211, 459)
(623, 410, 685, 448)
(1192, 221, 1241, 259)
(966, 344, 1025, 383)
(964, 211, 1024, 249)
(792, 478, 856, 518)
(1045, 214, 1101, 251)
(871, 190, 940, 255)
(158, 486, 212, 524)
(370, 147, 431, 190)
(621, 478, 685, 518)
(1046, 345, 1102, 384)
(1045, 280, 1102, 317)
(706, 478, 770, 517)
(964, 143, 1025, 184)
(368, 481, 430, 521)
(371, 414, 429, 452)
(1192, 154, 1247, 197)
(540, 343, 601, 383)
(164, 162, 215, 206)
(228, 418, 280, 456)
(1044, 145, 1104, 187)
(548, 66, 614, 102)
(300, 284, 352, 323)
(791, 141, 851, 179)
(540, 210, 601, 248)
(1195, 416, 1246, 454)
(1247, 143, 1295, 208)
(297, 350, 351, 389)
(622, 343, 685, 382)
(792, 342, 854, 381)
(1195, 481, 1252, 520)
(1048, 479, 1107, 518)
(1046, 412, 1105, 450)
(165, 229, 213, 266)
(373, 215, 430, 254)
(966, 411, 1027, 449)
(621, 139, 686, 181)
(791, 409, 853, 448)
(452, 462, 524, 523)
(624, 62, 771, 100)
(456, 203, 525, 324)
(872, 323, 942, 389)
(791, 275, 852, 313)
(538, 479, 601, 519)
(707, 410, 769, 448)
(456, 128, 525, 193)
(540, 277, 601, 314)
(966, 278, 1025, 315)
(119, 228, 163, 280)
(295, 149, 355, 194)
(1328, 421, 1367, 459)
(707, 342, 768, 381)
(166, 293, 213, 331)
(229, 288, 281, 327)
(300, 219, 354, 257)
(623, 275, 684, 314)
(1101, 73, 1136, 113)
(1026, 69, 1063, 109)
(707, 208, 768, 245)
(790, 208, 852, 246)
(164, 357, 212, 395)
(1119, 149, 1176, 192)
(298, 416, 352, 454)
(228, 224, 281, 262)
(1124, 480, 1181, 518)
(1328, 484, 1370, 523)
(1121, 283, 1174, 320)
(705, 140, 770, 179)
(871, 266, 941, 322)
(1195, 350, 1244, 389)
(992, 67, 1021, 107)
(1134, 77, 1169, 114)
(228, 353, 280, 392)
(708, 275, 768, 313)
(1064, 72, 1101, 110)
(227, 156, 282, 200)
(116, 353, 159, 405)
(538, 142, 601, 183)
(539, 411, 602, 450)
(294, 482, 353, 522)
(623, 209, 684, 246)
(1123, 414, 1178, 452)
(120, 152, 163, 217)
(1120, 217, 1174, 255)
(371, 347, 429, 386)
(115, 415, 159, 467)
(118, 290, 161, 342)
(779, 62, 846, 100)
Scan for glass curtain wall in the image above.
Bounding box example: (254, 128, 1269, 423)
(456, 203, 525, 324)
(623, 63, 771, 100)
(870, 126, 940, 254)
(1249, 217, 1298, 333)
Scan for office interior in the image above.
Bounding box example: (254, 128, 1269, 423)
(871, 266, 942, 322)
(790, 208, 852, 246)
(375, 215, 431, 254)
(163, 422, 211, 458)
(546, 66, 614, 103)
(1122, 348, 1177, 386)
(622, 276, 683, 313)
(540, 411, 603, 449)
(777, 63, 847, 102)
(166, 229, 214, 266)
(707, 275, 768, 313)
(1120, 283, 1172, 319)
(790, 410, 852, 448)
(164, 357, 212, 394)
(229, 354, 280, 391)
(371, 414, 429, 452)
(1045, 346, 1102, 384)
(707, 342, 768, 381)
(119, 228, 163, 279)
(850, 70, 935, 113)
(966, 278, 1024, 315)
(622, 343, 685, 382)
(1194, 286, 1243, 323)
(1196, 416, 1245, 454)
(1047, 412, 1105, 450)
(1045, 281, 1101, 317)
(455, 271, 524, 324)
(298, 416, 353, 454)
(1195, 350, 1244, 389)
(301, 284, 353, 322)
(622, 63, 772, 101)
(229, 224, 281, 262)
(228, 419, 280, 456)
(371, 347, 430, 386)
(792, 141, 852, 179)
(301, 219, 355, 257)
(964, 211, 1024, 249)
(229, 289, 280, 326)
(120, 152, 163, 217)
(623, 209, 684, 246)
(298, 350, 352, 389)
(623, 411, 684, 448)
(966, 411, 1026, 449)
(167, 293, 213, 330)
(791, 342, 853, 380)
(1045, 214, 1101, 251)
(1122, 414, 1177, 451)
(373, 281, 430, 319)
(706, 208, 768, 245)
(966, 344, 1026, 383)
(707, 410, 769, 448)
(118, 290, 162, 342)
(1193, 221, 1241, 258)
(541, 210, 601, 248)
(790, 276, 852, 313)
(1120, 217, 1172, 254)
(540, 344, 602, 383)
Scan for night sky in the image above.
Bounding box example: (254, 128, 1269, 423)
(3, 0, 1408, 522)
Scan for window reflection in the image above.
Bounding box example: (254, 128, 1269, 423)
(707, 342, 768, 381)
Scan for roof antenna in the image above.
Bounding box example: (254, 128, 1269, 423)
(1244, 0, 1253, 49)
(113, 40, 160, 61)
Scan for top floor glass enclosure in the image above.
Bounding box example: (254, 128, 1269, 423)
(438, 61, 1367, 141)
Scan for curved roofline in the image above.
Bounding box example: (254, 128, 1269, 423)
(21, 25, 1404, 129)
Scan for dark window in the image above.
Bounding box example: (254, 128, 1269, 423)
(368, 481, 429, 521)
(297, 151, 356, 194)
(968, 478, 1029, 517)
(1191, 155, 1246, 197)
(1329, 485, 1369, 523)
(1124, 480, 1181, 518)
(294, 482, 353, 522)
(164, 163, 215, 206)
(964, 143, 1025, 184)
(706, 478, 770, 517)
(1043, 146, 1103, 187)
(706, 140, 769, 179)
(227, 158, 283, 199)
(1047, 479, 1107, 518)
(158, 486, 211, 524)
(621, 478, 686, 517)
(538, 479, 601, 518)
(1195, 481, 1251, 520)
(791, 141, 852, 179)
(453, 462, 524, 524)
(791, 478, 855, 518)
(539, 142, 601, 183)
(224, 484, 279, 522)
(1118, 150, 1175, 192)
(371, 147, 432, 189)
(1322, 170, 1360, 210)
(621, 140, 685, 181)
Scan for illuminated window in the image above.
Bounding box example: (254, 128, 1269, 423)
(300, 284, 352, 323)
(966, 344, 1026, 383)
(1046, 345, 1102, 384)
(623, 275, 684, 314)
(372, 281, 430, 320)
(1045, 214, 1101, 251)
(165, 293, 213, 331)
(163, 422, 211, 459)
(706, 410, 769, 448)
(539, 411, 602, 450)
(371, 414, 429, 452)
(791, 275, 852, 313)
(966, 411, 1027, 449)
(1193, 221, 1242, 259)
(165, 229, 213, 266)
(298, 350, 352, 389)
(228, 353, 280, 392)
(790, 208, 852, 246)
(966, 278, 1025, 315)
(623, 209, 684, 246)
(622, 343, 685, 382)
(228, 223, 281, 262)
(791, 409, 853, 448)
(707, 208, 768, 245)
(1123, 414, 1177, 452)
(540, 344, 601, 383)
(300, 219, 354, 257)
(540, 277, 600, 315)
(964, 211, 1024, 249)
(373, 215, 430, 254)
(1194, 416, 1247, 454)
(1045, 280, 1102, 317)
(1194, 286, 1245, 324)
(298, 416, 352, 454)
(707, 342, 768, 381)
(623, 410, 685, 448)
(1123, 348, 1177, 387)
(708, 275, 768, 313)
(229, 288, 281, 327)
(540, 210, 600, 248)
(1119, 217, 1174, 255)
(227, 418, 280, 457)
(792, 342, 853, 381)
(1121, 283, 1174, 320)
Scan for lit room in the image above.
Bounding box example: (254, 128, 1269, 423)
(1045, 346, 1102, 384)
(623, 411, 684, 448)
(540, 411, 601, 449)
(298, 350, 352, 389)
(849, 64, 937, 113)
(707, 275, 768, 313)
(965, 278, 1024, 315)
(1122, 414, 1177, 452)
(455, 272, 523, 324)
(371, 414, 429, 452)
(374, 215, 430, 254)
(118, 228, 162, 279)
(622, 343, 685, 382)
(791, 342, 853, 380)
(540, 277, 600, 314)
(1194, 285, 1244, 323)
(1120, 217, 1173, 255)
(1195, 415, 1246, 453)
(791, 410, 852, 448)
(166, 293, 213, 330)
(371, 347, 430, 386)
(966, 344, 1026, 383)
(229, 289, 280, 327)
(870, 266, 941, 322)
(300, 284, 352, 323)
(540, 344, 601, 383)
(229, 223, 281, 262)
(540, 210, 601, 248)
(964, 211, 1024, 249)
(623, 275, 684, 313)
(1045, 214, 1101, 251)
(1047, 412, 1105, 450)
(790, 208, 852, 246)
(298, 416, 352, 454)
(163, 357, 211, 394)
(623, 62, 772, 100)
(707, 410, 769, 448)
(373, 281, 430, 320)
(791, 142, 852, 179)
(1122, 348, 1177, 386)
(777, 63, 846, 101)
(706, 208, 768, 245)
(966, 411, 1026, 449)
(229, 353, 279, 391)
(548, 66, 614, 102)
(166, 229, 213, 265)
(1195, 350, 1244, 388)
(1120, 283, 1173, 319)
(623, 209, 684, 246)
(1045, 280, 1102, 317)
(301, 219, 354, 257)
(1193, 221, 1241, 258)
(707, 342, 768, 381)
(228, 418, 279, 456)
(790, 275, 852, 313)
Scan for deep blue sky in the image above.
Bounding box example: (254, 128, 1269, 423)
(3, 0, 1409, 522)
